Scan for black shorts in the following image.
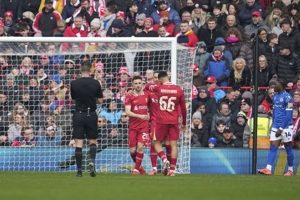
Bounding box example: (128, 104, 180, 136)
(73, 111, 98, 140)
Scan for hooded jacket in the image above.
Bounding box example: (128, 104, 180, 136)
(239, 32, 254, 70)
(192, 89, 217, 115)
(194, 41, 210, 74)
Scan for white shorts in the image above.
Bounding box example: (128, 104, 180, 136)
(270, 125, 293, 143)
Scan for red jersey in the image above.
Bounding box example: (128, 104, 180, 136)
(124, 91, 149, 129)
(146, 82, 187, 126)
(148, 91, 159, 123)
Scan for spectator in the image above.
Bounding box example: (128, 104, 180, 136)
(230, 111, 251, 148)
(8, 67, 29, 86)
(212, 4, 226, 27)
(135, 0, 154, 17)
(215, 37, 233, 67)
(175, 11, 199, 35)
(179, 0, 194, 17)
(28, 77, 44, 101)
(0, 0, 23, 20)
(191, 64, 204, 88)
(125, 2, 138, 27)
(21, 11, 35, 31)
(30, 99, 51, 132)
(35, 67, 49, 87)
(134, 13, 146, 35)
(224, 28, 243, 60)
(7, 114, 28, 142)
(233, 0, 245, 11)
(271, 44, 300, 87)
(136, 17, 158, 37)
(23, 0, 41, 16)
(293, 91, 300, 107)
(290, 76, 300, 95)
(239, 32, 254, 70)
(38, 55, 57, 75)
(57, 65, 72, 86)
(45, 74, 68, 101)
(216, 126, 243, 148)
(194, 41, 210, 75)
(2, 74, 20, 106)
(175, 20, 198, 47)
(229, 58, 251, 86)
(211, 102, 232, 132)
(18, 24, 31, 38)
(33, 0, 62, 37)
(110, 19, 133, 37)
(244, 11, 271, 35)
(190, 111, 209, 147)
(85, 18, 106, 51)
(224, 3, 241, 25)
(0, 21, 9, 37)
(11, 126, 36, 147)
(38, 0, 64, 14)
(191, 3, 206, 29)
(53, 19, 67, 37)
(210, 119, 227, 143)
(47, 43, 64, 64)
(254, 55, 271, 102)
(3, 11, 17, 33)
(196, 101, 213, 131)
(36, 125, 61, 146)
(205, 76, 226, 102)
(61, 0, 81, 21)
(278, 18, 300, 56)
(238, 0, 264, 27)
(99, 98, 122, 125)
(265, 0, 288, 18)
(199, 17, 224, 53)
(204, 46, 231, 86)
(102, 4, 118, 31)
(218, 88, 241, 112)
(153, 10, 175, 36)
(265, 2, 283, 29)
(192, 86, 217, 115)
(221, 15, 244, 38)
(260, 33, 280, 64)
(157, 25, 171, 37)
(20, 90, 39, 114)
(233, 98, 254, 120)
(208, 137, 217, 148)
(151, 0, 181, 25)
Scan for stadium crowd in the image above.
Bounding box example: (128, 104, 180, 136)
(0, 0, 300, 149)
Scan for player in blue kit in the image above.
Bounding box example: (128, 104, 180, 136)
(258, 79, 294, 176)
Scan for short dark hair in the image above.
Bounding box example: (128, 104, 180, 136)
(80, 61, 92, 72)
(21, 126, 32, 136)
(19, 24, 29, 31)
(225, 88, 235, 94)
(132, 76, 143, 82)
(158, 71, 168, 79)
(277, 78, 286, 88)
(207, 17, 217, 23)
(216, 119, 226, 126)
(267, 33, 277, 42)
(180, 20, 189, 25)
(280, 18, 291, 27)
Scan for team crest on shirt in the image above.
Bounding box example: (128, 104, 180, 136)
(280, 98, 283, 102)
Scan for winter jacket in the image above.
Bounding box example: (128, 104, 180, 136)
(136, 0, 155, 17)
(254, 66, 271, 87)
(191, 125, 209, 147)
(239, 32, 254, 70)
(278, 27, 300, 56)
(238, 2, 264, 27)
(203, 54, 231, 86)
(217, 97, 241, 114)
(259, 44, 280, 65)
(270, 52, 300, 84)
(194, 51, 210, 75)
(211, 110, 232, 132)
(229, 69, 251, 86)
(62, 24, 89, 52)
(151, 6, 181, 25)
(198, 27, 224, 52)
(210, 130, 223, 143)
(192, 95, 217, 115)
(0, 0, 23, 19)
(39, 0, 64, 13)
(221, 22, 245, 37)
(244, 20, 271, 35)
(23, 0, 41, 15)
(264, 1, 288, 18)
(216, 136, 243, 148)
(61, 0, 81, 20)
(230, 121, 247, 146)
(153, 21, 176, 36)
(33, 7, 62, 36)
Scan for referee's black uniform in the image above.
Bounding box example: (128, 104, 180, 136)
(70, 61, 103, 177)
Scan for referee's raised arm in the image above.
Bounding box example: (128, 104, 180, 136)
(70, 61, 103, 178)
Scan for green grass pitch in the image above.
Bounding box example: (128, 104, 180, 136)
(0, 172, 298, 200)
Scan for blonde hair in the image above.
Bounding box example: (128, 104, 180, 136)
(233, 58, 246, 83)
(258, 55, 268, 65)
(57, 19, 66, 27)
(23, 11, 35, 21)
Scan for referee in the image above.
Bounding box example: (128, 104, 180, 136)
(71, 61, 103, 177)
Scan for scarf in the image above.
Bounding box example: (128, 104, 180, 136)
(246, 107, 252, 119)
(72, 5, 94, 28)
(98, 0, 106, 18)
(226, 36, 239, 44)
(212, 53, 223, 61)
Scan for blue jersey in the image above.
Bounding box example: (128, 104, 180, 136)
(272, 91, 293, 129)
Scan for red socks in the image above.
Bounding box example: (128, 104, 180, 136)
(170, 158, 177, 171)
(150, 144, 157, 168)
(165, 144, 171, 161)
(157, 151, 167, 163)
(134, 152, 144, 170)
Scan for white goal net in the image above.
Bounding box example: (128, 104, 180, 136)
(0, 37, 193, 173)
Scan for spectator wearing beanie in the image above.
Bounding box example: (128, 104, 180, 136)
(192, 86, 217, 115)
(136, 17, 159, 37)
(85, 18, 106, 51)
(151, 0, 181, 25)
(61, 0, 81, 21)
(208, 137, 217, 148)
(3, 11, 17, 33)
(110, 19, 132, 37)
(134, 13, 146, 35)
(265, 2, 284, 29)
(265, 0, 288, 18)
(230, 111, 251, 148)
(191, 111, 209, 147)
(194, 41, 210, 74)
(153, 10, 175, 36)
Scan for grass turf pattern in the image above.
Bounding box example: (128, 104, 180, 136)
(0, 172, 298, 200)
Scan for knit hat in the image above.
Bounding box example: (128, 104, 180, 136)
(273, 2, 282, 10)
(49, 74, 61, 84)
(208, 137, 217, 145)
(111, 19, 125, 29)
(241, 98, 252, 106)
(241, 91, 253, 101)
(95, 61, 104, 70)
(137, 13, 146, 20)
(213, 46, 222, 51)
(289, 3, 299, 12)
(215, 37, 226, 45)
(192, 111, 202, 120)
(91, 18, 101, 28)
(116, 11, 125, 19)
(160, 10, 169, 17)
(118, 66, 129, 75)
(4, 11, 13, 18)
(145, 17, 154, 25)
(6, 74, 15, 81)
(199, 86, 209, 96)
(236, 111, 247, 120)
(158, 0, 168, 5)
(206, 12, 212, 18)
(196, 41, 206, 48)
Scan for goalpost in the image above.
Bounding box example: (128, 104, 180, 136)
(0, 37, 194, 174)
